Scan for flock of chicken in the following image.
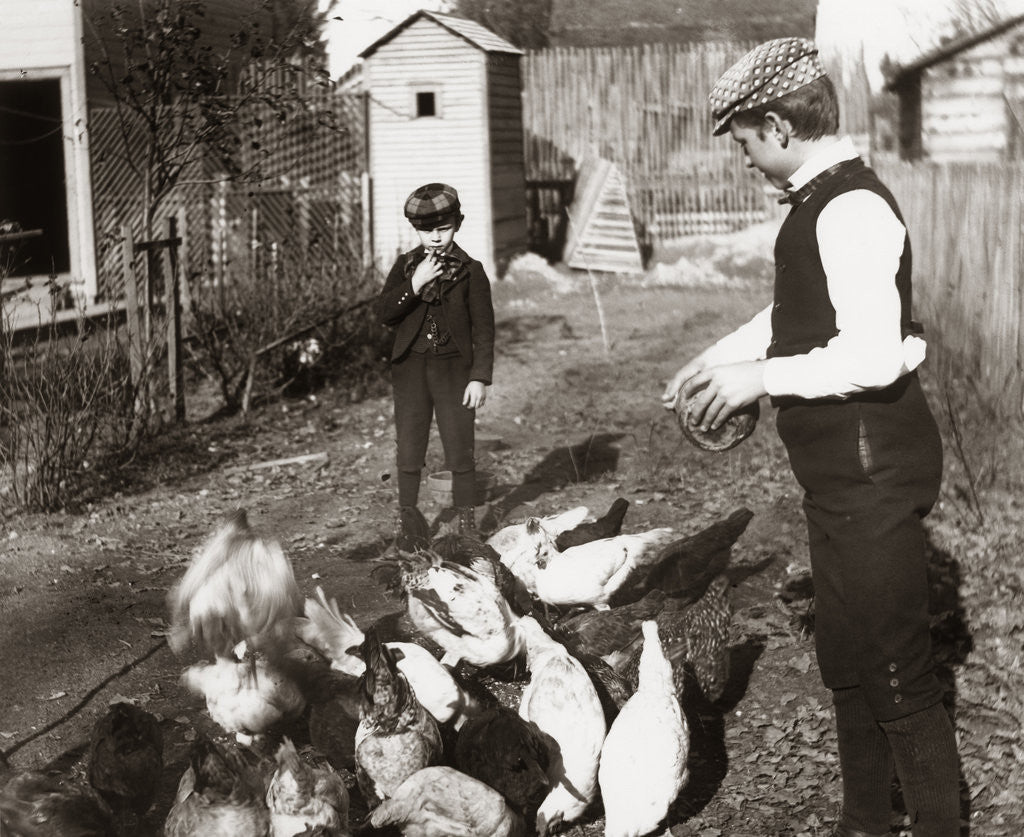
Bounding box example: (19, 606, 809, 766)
(0, 501, 754, 837)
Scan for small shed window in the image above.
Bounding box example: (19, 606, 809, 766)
(414, 89, 439, 118)
(416, 92, 436, 117)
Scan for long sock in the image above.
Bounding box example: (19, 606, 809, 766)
(879, 702, 961, 837)
(397, 469, 421, 507)
(832, 686, 894, 835)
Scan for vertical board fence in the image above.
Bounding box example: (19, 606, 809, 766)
(521, 42, 874, 248)
(876, 158, 1024, 417)
(524, 42, 765, 244)
(522, 42, 767, 247)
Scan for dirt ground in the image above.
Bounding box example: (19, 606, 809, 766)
(1, 227, 1021, 836)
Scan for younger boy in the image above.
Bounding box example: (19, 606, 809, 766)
(662, 39, 961, 837)
(377, 183, 495, 541)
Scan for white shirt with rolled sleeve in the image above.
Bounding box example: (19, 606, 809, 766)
(702, 136, 927, 400)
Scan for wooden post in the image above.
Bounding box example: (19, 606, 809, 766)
(120, 225, 144, 394)
(164, 215, 185, 423)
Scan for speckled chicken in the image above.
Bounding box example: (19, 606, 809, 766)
(354, 627, 443, 807)
(516, 615, 606, 836)
(553, 588, 668, 670)
(296, 587, 480, 728)
(620, 574, 733, 703)
(623, 507, 753, 605)
(0, 771, 115, 837)
(403, 557, 525, 669)
(163, 737, 270, 837)
(167, 509, 300, 662)
(431, 532, 534, 616)
(598, 621, 690, 837)
(453, 705, 551, 822)
(86, 701, 163, 820)
(554, 497, 630, 552)
(265, 737, 349, 837)
(369, 766, 525, 837)
(181, 652, 306, 738)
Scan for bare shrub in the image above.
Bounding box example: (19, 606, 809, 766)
(185, 210, 380, 412)
(0, 305, 145, 513)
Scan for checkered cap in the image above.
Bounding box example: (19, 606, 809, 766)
(708, 38, 827, 136)
(404, 183, 462, 230)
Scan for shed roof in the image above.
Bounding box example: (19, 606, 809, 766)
(358, 10, 524, 59)
(885, 13, 1024, 90)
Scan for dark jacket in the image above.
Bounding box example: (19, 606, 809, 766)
(377, 242, 495, 385)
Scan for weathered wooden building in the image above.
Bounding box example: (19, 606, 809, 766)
(1, 0, 96, 304)
(0, 0, 256, 314)
(885, 14, 1024, 162)
(359, 11, 528, 279)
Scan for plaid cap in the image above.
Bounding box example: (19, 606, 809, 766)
(708, 37, 827, 136)
(404, 183, 462, 230)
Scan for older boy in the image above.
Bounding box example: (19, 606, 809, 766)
(378, 183, 495, 540)
(661, 39, 960, 836)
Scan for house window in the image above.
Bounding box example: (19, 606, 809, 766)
(0, 78, 70, 277)
(415, 89, 438, 118)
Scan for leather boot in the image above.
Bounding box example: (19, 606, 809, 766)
(396, 505, 430, 552)
(456, 506, 476, 535)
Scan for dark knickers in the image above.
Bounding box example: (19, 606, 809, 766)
(776, 374, 944, 721)
(391, 351, 476, 506)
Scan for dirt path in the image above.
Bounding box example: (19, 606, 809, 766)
(1, 237, 1020, 835)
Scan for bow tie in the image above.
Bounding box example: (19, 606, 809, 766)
(778, 160, 857, 205)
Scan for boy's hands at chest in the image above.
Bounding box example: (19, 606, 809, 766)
(410, 251, 443, 295)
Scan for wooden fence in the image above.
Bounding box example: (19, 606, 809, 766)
(876, 158, 1024, 417)
(521, 42, 873, 244)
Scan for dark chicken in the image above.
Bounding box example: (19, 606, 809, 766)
(554, 497, 630, 552)
(87, 702, 163, 819)
(453, 705, 550, 822)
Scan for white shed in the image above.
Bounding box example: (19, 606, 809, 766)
(1, 0, 97, 307)
(359, 11, 529, 279)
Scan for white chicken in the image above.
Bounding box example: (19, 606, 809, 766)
(404, 558, 525, 668)
(497, 517, 561, 598)
(516, 615, 606, 837)
(598, 621, 690, 837)
(370, 766, 525, 837)
(181, 651, 306, 738)
(168, 509, 300, 661)
(487, 506, 589, 557)
(532, 528, 676, 610)
(296, 587, 480, 727)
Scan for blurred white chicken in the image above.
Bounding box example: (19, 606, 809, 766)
(403, 557, 525, 669)
(296, 587, 480, 727)
(532, 528, 676, 610)
(517, 615, 606, 837)
(168, 509, 300, 661)
(370, 765, 525, 837)
(487, 506, 589, 557)
(598, 621, 690, 837)
(266, 737, 349, 837)
(181, 651, 306, 739)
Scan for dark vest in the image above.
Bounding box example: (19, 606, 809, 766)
(768, 158, 918, 364)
